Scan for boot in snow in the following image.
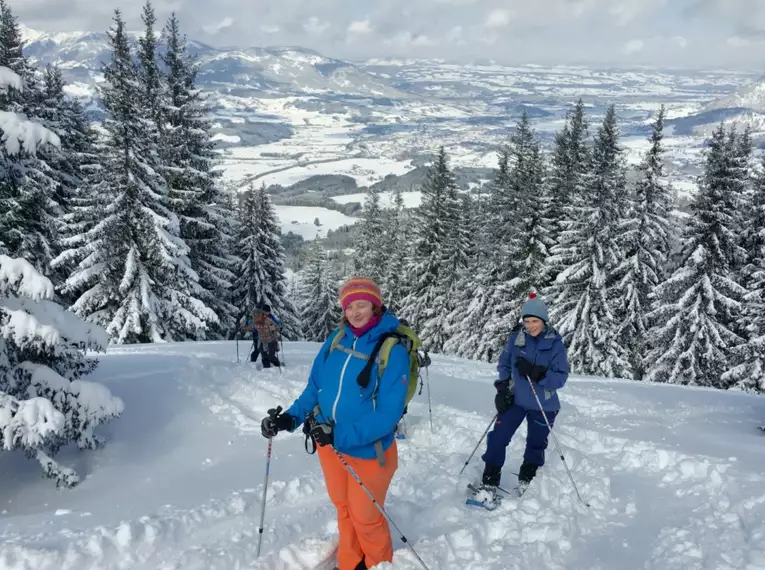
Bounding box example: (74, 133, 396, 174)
(466, 464, 502, 510)
(517, 462, 538, 495)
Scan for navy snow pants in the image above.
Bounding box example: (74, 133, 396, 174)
(481, 404, 558, 468)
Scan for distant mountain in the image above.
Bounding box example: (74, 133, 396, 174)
(20, 24, 409, 100)
(668, 76, 765, 138)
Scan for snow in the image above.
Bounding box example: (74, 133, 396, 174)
(211, 133, 241, 143)
(253, 157, 415, 189)
(0, 67, 22, 92)
(1, 340, 764, 570)
(332, 190, 422, 209)
(273, 205, 358, 239)
(0, 255, 55, 301)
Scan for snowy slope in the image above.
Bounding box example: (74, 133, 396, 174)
(1, 341, 764, 569)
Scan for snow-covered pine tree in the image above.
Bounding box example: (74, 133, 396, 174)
(159, 13, 237, 338)
(613, 106, 675, 380)
(398, 148, 451, 330)
(442, 185, 494, 360)
(382, 185, 407, 313)
(0, 66, 123, 488)
(232, 184, 266, 326)
(354, 183, 386, 284)
(465, 147, 514, 360)
(477, 114, 552, 361)
(645, 122, 747, 387)
(59, 10, 215, 343)
(400, 146, 460, 352)
(721, 141, 765, 393)
(255, 184, 299, 339)
(547, 99, 591, 283)
(548, 104, 631, 378)
(490, 112, 552, 327)
(300, 238, 341, 342)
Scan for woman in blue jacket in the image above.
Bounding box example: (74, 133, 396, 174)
(260, 277, 410, 570)
(476, 292, 569, 505)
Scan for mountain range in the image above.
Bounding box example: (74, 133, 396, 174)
(18, 24, 765, 202)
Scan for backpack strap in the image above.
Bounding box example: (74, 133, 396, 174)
(356, 332, 398, 389)
(323, 327, 371, 362)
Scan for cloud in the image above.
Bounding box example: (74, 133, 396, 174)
(623, 39, 644, 54)
(347, 19, 372, 35)
(202, 17, 233, 35)
(14, 0, 765, 68)
(485, 9, 511, 28)
(303, 17, 329, 35)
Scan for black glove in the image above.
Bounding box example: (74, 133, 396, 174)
(310, 422, 334, 447)
(260, 406, 294, 438)
(516, 357, 547, 382)
(494, 381, 514, 414)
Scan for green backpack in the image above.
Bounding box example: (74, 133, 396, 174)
(324, 321, 431, 409)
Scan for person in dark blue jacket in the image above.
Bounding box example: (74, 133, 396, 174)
(259, 277, 409, 570)
(478, 292, 569, 499)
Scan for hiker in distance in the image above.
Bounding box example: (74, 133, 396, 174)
(243, 304, 282, 367)
(473, 292, 569, 507)
(260, 277, 410, 570)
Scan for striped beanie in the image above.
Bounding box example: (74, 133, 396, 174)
(339, 277, 383, 311)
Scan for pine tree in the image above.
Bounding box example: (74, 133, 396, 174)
(160, 13, 237, 337)
(232, 185, 266, 324)
(547, 99, 591, 283)
(721, 149, 765, 392)
(382, 186, 407, 313)
(60, 10, 215, 343)
(479, 114, 553, 360)
(645, 123, 747, 387)
(301, 239, 341, 342)
(0, 66, 123, 488)
(613, 106, 674, 379)
(354, 183, 386, 284)
(400, 147, 459, 351)
(548, 105, 631, 378)
(255, 184, 297, 339)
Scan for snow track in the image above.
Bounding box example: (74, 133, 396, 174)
(1, 341, 764, 570)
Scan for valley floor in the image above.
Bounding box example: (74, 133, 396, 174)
(1, 341, 764, 569)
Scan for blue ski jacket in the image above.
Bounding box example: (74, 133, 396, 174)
(285, 310, 410, 460)
(496, 325, 569, 412)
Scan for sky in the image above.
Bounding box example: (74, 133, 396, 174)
(15, 0, 765, 69)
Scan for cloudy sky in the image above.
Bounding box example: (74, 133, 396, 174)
(16, 0, 765, 69)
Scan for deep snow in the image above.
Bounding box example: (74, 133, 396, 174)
(1, 340, 764, 569)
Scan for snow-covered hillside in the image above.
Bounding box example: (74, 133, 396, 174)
(1, 341, 763, 569)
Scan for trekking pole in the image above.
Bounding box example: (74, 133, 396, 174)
(425, 365, 433, 432)
(527, 377, 590, 508)
(236, 334, 240, 364)
(331, 446, 431, 570)
(458, 414, 497, 476)
(280, 336, 285, 367)
(256, 405, 282, 557)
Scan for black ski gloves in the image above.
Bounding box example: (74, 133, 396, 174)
(310, 422, 334, 447)
(516, 357, 547, 382)
(261, 407, 295, 438)
(494, 380, 514, 414)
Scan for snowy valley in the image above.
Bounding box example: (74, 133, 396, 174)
(2, 341, 763, 570)
(19, 23, 765, 238)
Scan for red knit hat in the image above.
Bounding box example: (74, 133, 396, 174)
(339, 277, 383, 311)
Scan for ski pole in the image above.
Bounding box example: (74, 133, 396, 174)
(458, 414, 496, 476)
(256, 405, 282, 557)
(526, 377, 590, 507)
(425, 365, 433, 432)
(236, 335, 240, 363)
(331, 446, 431, 570)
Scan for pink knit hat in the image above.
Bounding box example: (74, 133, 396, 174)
(339, 277, 383, 311)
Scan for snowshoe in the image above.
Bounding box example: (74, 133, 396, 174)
(465, 482, 501, 510)
(395, 417, 407, 440)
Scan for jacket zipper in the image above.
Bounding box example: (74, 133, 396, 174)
(332, 338, 357, 421)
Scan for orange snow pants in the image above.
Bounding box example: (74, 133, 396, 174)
(317, 440, 398, 570)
